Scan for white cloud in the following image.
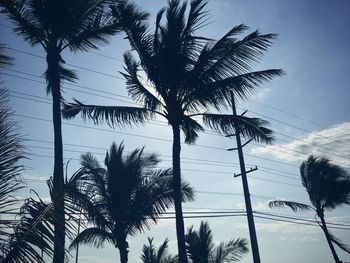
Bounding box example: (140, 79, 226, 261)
(250, 122, 350, 167)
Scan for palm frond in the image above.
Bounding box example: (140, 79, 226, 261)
(111, 0, 153, 75)
(202, 113, 274, 144)
(180, 115, 204, 144)
(0, 43, 13, 70)
(69, 227, 114, 250)
(3, 198, 54, 263)
(0, 88, 24, 215)
(186, 221, 214, 262)
(121, 51, 164, 111)
(64, 5, 121, 52)
(62, 99, 153, 127)
(327, 230, 350, 254)
(184, 69, 284, 111)
(213, 238, 248, 263)
(0, 0, 46, 46)
(268, 200, 313, 212)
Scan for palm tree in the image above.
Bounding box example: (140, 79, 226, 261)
(186, 221, 248, 263)
(69, 142, 194, 263)
(63, 0, 283, 261)
(269, 155, 350, 263)
(141, 237, 178, 263)
(0, 1, 121, 261)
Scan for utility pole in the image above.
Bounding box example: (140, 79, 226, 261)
(228, 91, 261, 263)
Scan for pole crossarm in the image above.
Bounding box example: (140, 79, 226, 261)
(227, 139, 253, 151)
(234, 166, 258, 178)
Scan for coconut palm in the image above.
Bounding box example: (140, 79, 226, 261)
(0, 1, 121, 261)
(141, 237, 178, 263)
(269, 155, 350, 263)
(63, 0, 283, 261)
(185, 221, 248, 263)
(69, 142, 194, 263)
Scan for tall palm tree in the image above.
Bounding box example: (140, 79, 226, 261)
(69, 142, 194, 263)
(0, 1, 121, 262)
(63, 0, 283, 261)
(269, 155, 350, 263)
(141, 237, 178, 263)
(186, 221, 248, 263)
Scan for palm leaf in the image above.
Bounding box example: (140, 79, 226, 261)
(180, 115, 204, 144)
(64, 5, 121, 52)
(62, 99, 154, 127)
(268, 200, 313, 212)
(184, 69, 284, 111)
(327, 230, 350, 254)
(121, 51, 164, 111)
(0, 0, 46, 46)
(69, 227, 114, 250)
(212, 238, 248, 263)
(202, 113, 274, 144)
(3, 198, 54, 263)
(0, 88, 24, 215)
(0, 43, 13, 70)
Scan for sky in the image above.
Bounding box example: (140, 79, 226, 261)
(1, 0, 350, 262)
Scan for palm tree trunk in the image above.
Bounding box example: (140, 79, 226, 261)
(117, 239, 129, 263)
(172, 125, 188, 263)
(319, 213, 340, 263)
(47, 43, 65, 263)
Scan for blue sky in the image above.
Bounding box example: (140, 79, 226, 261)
(1, 0, 350, 262)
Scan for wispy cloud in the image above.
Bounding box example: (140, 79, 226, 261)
(250, 122, 350, 167)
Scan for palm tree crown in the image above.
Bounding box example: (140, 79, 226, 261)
(141, 237, 178, 263)
(269, 155, 350, 263)
(185, 221, 248, 263)
(69, 142, 194, 263)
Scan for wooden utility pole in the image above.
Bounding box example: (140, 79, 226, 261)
(229, 92, 261, 263)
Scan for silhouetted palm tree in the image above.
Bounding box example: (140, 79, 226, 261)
(0, 1, 121, 261)
(69, 142, 194, 263)
(269, 155, 350, 263)
(63, 1, 283, 260)
(186, 221, 248, 263)
(141, 237, 178, 263)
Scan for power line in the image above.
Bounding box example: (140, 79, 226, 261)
(14, 113, 304, 168)
(243, 107, 348, 147)
(24, 160, 302, 188)
(253, 100, 327, 129)
(5, 46, 349, 149)
(11, 90, 347, 165)
(5, 47, 125, 81)
(5, 69, 349, 161)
